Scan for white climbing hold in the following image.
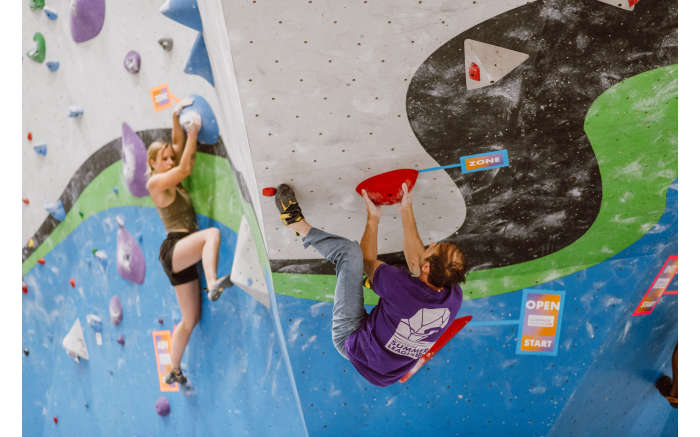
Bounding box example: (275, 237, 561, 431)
(463, 39, 529, 90)
(596, 0, 639, 11)
(230, 216, 270, 308)
(62, 318, 89, 362)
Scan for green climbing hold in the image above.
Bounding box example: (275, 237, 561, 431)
(29, 0, 45, 10)
(79, 211, 84, 218)
(26, 32, 45, 63)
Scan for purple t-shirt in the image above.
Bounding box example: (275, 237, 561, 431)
(345, 263, 463, 387)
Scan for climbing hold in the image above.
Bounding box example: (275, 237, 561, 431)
(28, 239, 35, 248)
(53, 417, 58, 424)
(262, 187, 277, 197)
(179, 95, 219, 144)
(469, 62, 480, 81)
(44, 199, 66, 221)
(113, 187, 119, 195)
(37, 258, 45, 265)
(30, 0, 45, 10)
(23, 348, 29, 356)
(158, 37, 173, 51)
(70, 0, 106, 43)
(22, 198, 29, 204)
(464, 39, 528, 90)
(93, 249, 108, 268)
(46, 61, 60, 72)
(184, 33, 214, 86)
(158, 318, 164, 324)
(123, 50, 141, 73)
(44, 7, 58, 20)
(62, 318, 89, 361)
(86, 314, 103, 345)
(27, 132, 32, 140)
(230, 216, 270, 307)
(116, 335, 125, 346)
(69, 278, 76, 288)
(22, 283, 28, 294)
(121, 122, 149, 197)
(355, 169, 419, 206)
(68, 106, 84, 118)
(155, 397, 170, 416)
(160, 0, 203, 31)
(26, 32, 46, 63)
(116, 218, 146, 284)
(79, 211, 84, 218)
(33, 144, 47, 156)
(109, 296, 123, 325)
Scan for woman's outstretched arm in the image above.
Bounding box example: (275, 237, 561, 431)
(171, 97, 194, 160)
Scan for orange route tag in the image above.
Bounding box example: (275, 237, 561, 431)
(152, 330, 179, 392)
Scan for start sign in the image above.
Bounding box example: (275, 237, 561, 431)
(516, 289, 565, 356)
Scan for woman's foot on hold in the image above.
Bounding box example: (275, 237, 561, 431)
(275, 184, 304, 225)
(165, 367, 187, 385)
(208, 275, 233, 301)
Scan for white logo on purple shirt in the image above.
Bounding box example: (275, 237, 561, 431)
(384, 308, 451, 359)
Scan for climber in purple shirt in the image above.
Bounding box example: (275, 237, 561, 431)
(275, 182, 467, 386)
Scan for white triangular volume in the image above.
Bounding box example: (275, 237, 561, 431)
(596, 0, 638, 12)
(464, 39, 529, 90)
(62, 318, 89, 361)
(230, 216, 271, 308)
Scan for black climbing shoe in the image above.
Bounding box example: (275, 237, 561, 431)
(208, 275, 233, 301)
(275, 184, 305, 225)
(165, 367, 187, 385)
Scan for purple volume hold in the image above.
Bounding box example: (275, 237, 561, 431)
(121, 123, 149, 197)
(116, 219, 146, 284)
(70, 0, 106, 43)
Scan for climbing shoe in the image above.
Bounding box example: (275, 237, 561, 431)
(165, 367, 187, 385)
(208, 275, 233, 302)
(275, 184, 305, 225)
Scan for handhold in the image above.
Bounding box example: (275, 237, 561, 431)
(27, 132, 32, 140)
(93, 249, 108, 268)
(179, 95, 219, 144)
(230, 216, 270, 307)
(37, 258, 45, 265)
(53, 417, 58, 424)
(184, 33, 214, 87)
(46, 61, 60, 72)
(158, 318, 164, 324)
(23, 348, 29, 356)
(121, 122, 149, 197)
(22, 198, 29, 204)
(70, 0, 106, 43)
(116, 335, 125, 346)
(469, 62, 480, 81)
(33, 144, 47, 156)
(86, 314, 102, 331)
(123, 50, 141, 73)
(116, 220, 146, 284)
(113, 187, 119, 195)
(355, 169, 419, 206)
(26, 32, 46, 63)
(79, 211, 84, 218)
(28, 239, 35, 248)
(62, 318, 89, 361)
(464, 39, 528, 90)
(158, 37, 173, 51)
(109, 296, 123, 325)
(22, 283, 28, 294)
(262, 187, 277, 197)
(30, 0, 45, 10)
(160, 0, 203, 31)
(68, 106, 84, 118)
(69, 278, 76, 288)
(44, 7, 58, 20)
(155, 396, 170, 416)
(44, 199, 66, 221)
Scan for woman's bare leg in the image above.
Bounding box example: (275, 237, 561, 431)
(170, 279, 201, 370)
(171, 227, 221, 290)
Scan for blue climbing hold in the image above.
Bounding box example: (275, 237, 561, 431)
(44, 7, 58, 20)
(113, 187, 119, 195)
(160, 0, 202, 32)
(45, 200, 66, 221)
(46, 61, 60, 72)
(68, 106, 84, 118)
(33, 144, 47, 156)
(179, 95, 219, 145)
(184, 32, 214, 87)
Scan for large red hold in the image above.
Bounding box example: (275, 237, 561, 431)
(355, 169, 418, 206)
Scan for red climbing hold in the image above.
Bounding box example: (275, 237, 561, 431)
(37, 258, 46, 265)
(355, 169, 419, 206)
(53, 417, 58, 424)
(69, 278, 76, 288)
(27, 132, 33, 141)
(628, 0, 639, 6)
(262, 187, 277, 197)
(469, 62, 480, 81)
(22, 283, 28, 294)
(22, 198, 30, 205)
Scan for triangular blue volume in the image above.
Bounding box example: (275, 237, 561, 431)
(185, 32, 215, 87)
(160, 0, 203, 32)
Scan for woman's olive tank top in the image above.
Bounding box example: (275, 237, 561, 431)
(156, 185, 197, 232)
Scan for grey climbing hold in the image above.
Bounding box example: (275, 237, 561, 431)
(68, 106, 84, 118)
(155, 397, 170, 416)
(123, 50, 141, 74)
(109, 296, 123, 325)
(46, 61, 60, 72)
(44, 7, 58, 20)
(33, 144, 47, 156)
(158, 37, 173, 51)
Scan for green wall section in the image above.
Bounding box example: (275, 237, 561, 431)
(23, 65, 678, 303)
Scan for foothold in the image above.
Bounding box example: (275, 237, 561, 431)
(44, 199, 66, 221)
(53, 417, 58, 424)
(629, 0, 639, 6)
(68, 106, 84, 118)
(44, 7, 58, 20)
(155, 397, 171, 416)
(22, 283, 28, 294)
(26, 32, 46, 63)
(37, 258, 45, 265)
(22, 198, 30, 205)
(79, 211, 84, 218)
(158, 318, 164, 324)
(123, 50, 141, 73)
(23, 348, 29, 356)
(33, 144, 47, 156)
(262, 187, 277, 197)
(27, 132, 32, 140)
(158, 37, 173, 51)
(121, 122, 149, 197)
(116, 335, 125, 346)
(28, 239, 35, 248)
(93, 249, 108, 268)
(69, 278, 76, 288)
(70, 0, 106, 43)
(109, 296, 123, 325)
(46, 61, 60, 72)
(355, 169, 419, 206)
(179, 95, 219, 144)
(30, 0, 45, 10)
(113, 187, 119, 195)
(116, 219, 146, 284)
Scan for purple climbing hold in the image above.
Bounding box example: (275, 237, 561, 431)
(123, 50, 141, 74)
(116, 335, 125, 346)
(121, 123, 149, 197)
(70, 0, 106, 43)
(109, 296, 123, 325)
(155, 397, 170, 416)
(116, 217, 146, 284)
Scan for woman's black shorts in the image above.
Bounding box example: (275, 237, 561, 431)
(159, 232, 200, 286)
